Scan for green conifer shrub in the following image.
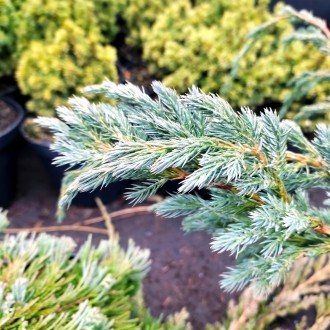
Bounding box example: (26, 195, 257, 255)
(16, 0, 123, 54)
(0, 210, 191, 329)
(93, 0, 125, 41)
(140, 0, 329, 115)
(15, 0, 99, 54)
(206, 254, 330, 329)
(37, 80, 330, 295)
(232, 5, 330, 130)
(123, 0, 172, 47)
(1, 0, 122, 119)
(16, 21, 118, 117)
(0, 0, 122, 80)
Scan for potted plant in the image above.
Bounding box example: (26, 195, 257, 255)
(14, 0, 130, 206)
(0, 97, 24, 207)
(17, 26, 125, 206)
(0, 0, 130, 206)
(0, 209, 191, 329)
(0, 0, 21, 81)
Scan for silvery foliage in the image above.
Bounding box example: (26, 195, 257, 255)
(0, 209, 150, 329)
(37, 81, 330, 294)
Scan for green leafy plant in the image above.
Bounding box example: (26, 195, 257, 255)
(16, 21, 118, 117)
(140, 0, 329, 114)
(206, 254, 330, 330)
(37, 81, 330, 295)
(232, 5, 330, 130)
(0, 209, 191, 329)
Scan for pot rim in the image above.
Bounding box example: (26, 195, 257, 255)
(19, 117, 52, 148)
(0, 96, 25, 140)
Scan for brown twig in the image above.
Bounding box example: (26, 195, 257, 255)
(169, 167, 190, 180)
(286, 151, 327, 170)
(3, 205, 152, 236)
(81, 205, 151, 225)
(3, 225, 109, 235)
(294, 12, 330, 39)
(95, 197, 118, 240)
(275, 12, 330, 39)
(212, 182, 263, 204)
(249, 145, 267, 167)
(0, 190, 257, 238)
(313, 224, 330, 237)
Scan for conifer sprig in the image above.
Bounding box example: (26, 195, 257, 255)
(37, 81, 330, 294)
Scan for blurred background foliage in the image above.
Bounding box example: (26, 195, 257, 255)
(138, 0, 329, 122)
(0, 0, 120, 117)
(0, 0, 329, 126)
(16, 21, 118, 117)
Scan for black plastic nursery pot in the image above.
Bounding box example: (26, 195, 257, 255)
(20, 123, 129, 207)
(158, 180, 210, 200)
(0, 97, 25, 207)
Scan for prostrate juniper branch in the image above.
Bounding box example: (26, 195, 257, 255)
(37, 81, 330, 294)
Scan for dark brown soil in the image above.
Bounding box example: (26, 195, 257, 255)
(0, 100, 18, 132)
(7, 143, 239, 329)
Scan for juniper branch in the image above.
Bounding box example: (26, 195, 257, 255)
(37, 81, 330, 294)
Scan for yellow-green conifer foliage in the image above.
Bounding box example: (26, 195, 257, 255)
(16, 21, 118, 117)
(94, 0, 125, 40)
(142, 0, 330, 113)
(0, 0, 123, 81)
(0, 0, 121, 108)
(14, 0, 120, 117)
(0, 0, 23, 76)
(123, 0, 172, 46)
(17, 0, 96, 52)
(16, 0, 122, 53)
